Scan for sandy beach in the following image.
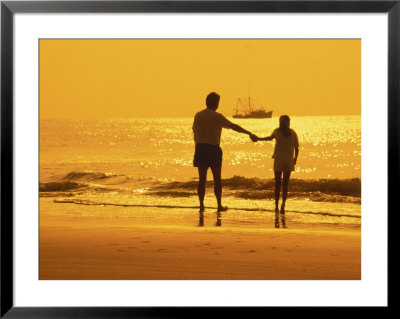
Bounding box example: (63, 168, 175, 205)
(39, 198, 361, 280)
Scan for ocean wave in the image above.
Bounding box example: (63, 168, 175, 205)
(39, 180, 117, 195)
(64, 170, 115, 180)
(40, 170, 145, 194)
(232, 190, 360, 203)
(147, 191, 196, 198)
(151, 175, 361, 197)
(63, 170, 131, 183)
(40, 171, 361, 203)
(39, 181, 85, 192)
(52, 171, 361, 197)
(308, 192, 361, 204)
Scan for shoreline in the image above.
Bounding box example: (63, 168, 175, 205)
(40, 200, 361, 280)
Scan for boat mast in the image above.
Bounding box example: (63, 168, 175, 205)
(248, 96, 252, 112)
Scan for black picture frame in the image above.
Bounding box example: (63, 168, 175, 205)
(1, 0, 396, 317)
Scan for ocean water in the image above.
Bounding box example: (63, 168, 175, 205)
(39, 116, 361, 228)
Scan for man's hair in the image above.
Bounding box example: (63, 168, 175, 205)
(206, 92, 220, 108)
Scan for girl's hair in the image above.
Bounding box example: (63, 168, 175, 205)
(278, 115, 291, 137)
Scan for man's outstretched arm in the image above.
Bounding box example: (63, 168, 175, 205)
(229, 123, 258, 140)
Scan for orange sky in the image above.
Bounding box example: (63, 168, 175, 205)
(39, 39, 360, 118)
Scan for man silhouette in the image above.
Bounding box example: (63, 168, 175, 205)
(192, 92, 258, 213)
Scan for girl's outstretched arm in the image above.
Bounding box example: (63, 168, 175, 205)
(259, 135, 274, 141)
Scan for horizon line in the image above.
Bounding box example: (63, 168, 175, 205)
(40, 114, 362, 120)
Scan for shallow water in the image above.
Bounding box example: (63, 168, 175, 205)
(40, 116, 361, 227)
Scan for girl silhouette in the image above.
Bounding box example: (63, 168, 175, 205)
(257, 115, 299, 228)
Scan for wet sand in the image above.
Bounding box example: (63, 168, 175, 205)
(39, 200, 361, 280)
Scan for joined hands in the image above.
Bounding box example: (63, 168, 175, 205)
(249, 134, 259, 142)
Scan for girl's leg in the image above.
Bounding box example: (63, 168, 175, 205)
(281, 171, 292, 213)
(274, 171, 282, 228)
(274, 171, 282, 211)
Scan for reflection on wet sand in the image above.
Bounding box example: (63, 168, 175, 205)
(275, 211, 288, 228)
(216, 212, 222, 227)
(199, 210, 289, 228)
(198, 211, 222, 227)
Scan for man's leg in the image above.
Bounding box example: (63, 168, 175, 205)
(197, 167, 208, 213)
(210, 166, 227, 212)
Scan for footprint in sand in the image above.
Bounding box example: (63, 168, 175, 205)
(249, 250, 257, 253)
(158, 248, 168, 252)
(204, 242, 211, 246)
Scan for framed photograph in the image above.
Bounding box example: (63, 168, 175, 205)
(1, 0, 396, 317)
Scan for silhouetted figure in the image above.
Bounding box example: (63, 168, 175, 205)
(254, 115, 299, 228)
(199, 211, 204, 227)
(192, 92, 258, 214)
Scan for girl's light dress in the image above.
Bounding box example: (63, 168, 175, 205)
(271, 128, 299, 172)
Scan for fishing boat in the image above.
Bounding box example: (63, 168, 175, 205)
(232, 97, 273, 118)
